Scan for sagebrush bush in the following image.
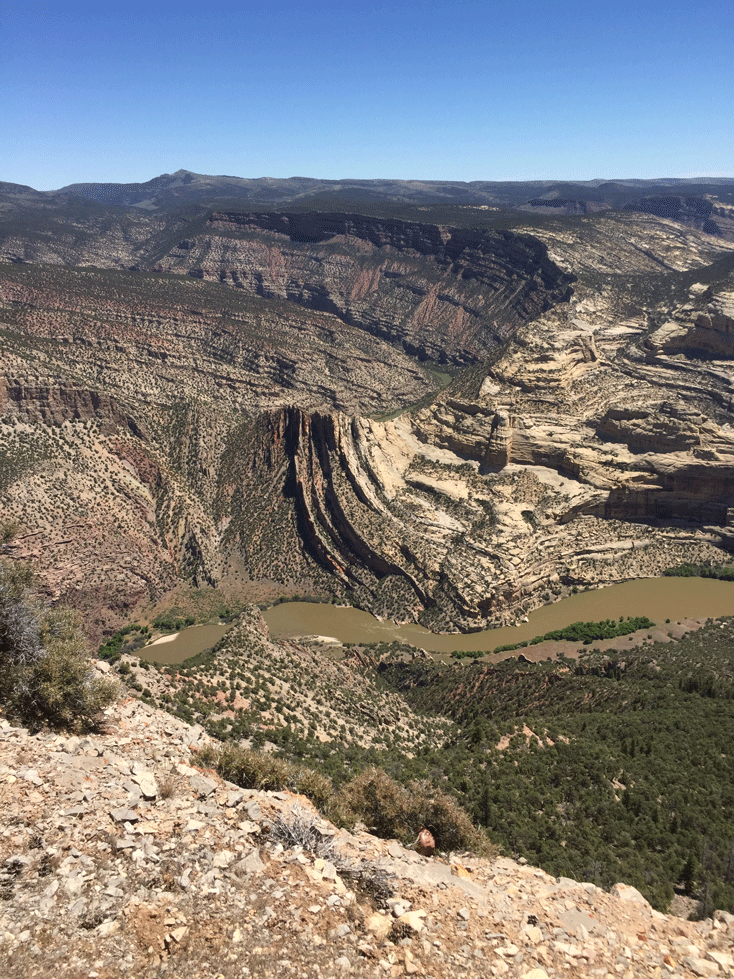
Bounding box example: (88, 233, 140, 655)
(289, 764, 333, 810)
(0, 560, 118, 731)
(331, 765, 413, 840)
(215, 743, 291, 791)
(202, 742, 329, 800)
(332, 765, 496, 857)
(269, 805, 336, 858)
(195, 742, 493, 857)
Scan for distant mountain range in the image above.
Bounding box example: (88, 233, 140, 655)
(2, 170, 733, 213)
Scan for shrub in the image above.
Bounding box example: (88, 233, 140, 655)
(269, 805, 336, 858)
(289, 764, 333, 810)
(209, 742, 292, 792)
(332, 766, 413, 840)
(332, 765, 495, 857)
(0, 561, 118, 731)
(192, 749, 492, 858)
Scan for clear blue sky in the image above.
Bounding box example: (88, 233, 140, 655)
(2, 0, 732, 190)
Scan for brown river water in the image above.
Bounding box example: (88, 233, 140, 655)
(139, 577, 734, 664)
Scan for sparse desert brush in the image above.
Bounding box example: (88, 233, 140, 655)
(405, 777, 496, 857)
(329, 765, 413, 840)
(158, 773, 177, 799)
(213, 743, 291, 791)
(0, 559, 118, 732)
(331, 765, 495, 858)
(193, 742, 220, 769)
(269, 805, 336, 858)
(289, 764, 332, 810)
(193, 741, 336, 808)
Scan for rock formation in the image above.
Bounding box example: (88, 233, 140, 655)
(155, 211, 575, 365)
(1, 689, 733, 978)
(2, 199, 734, 634)
(209, 260, 734, 630)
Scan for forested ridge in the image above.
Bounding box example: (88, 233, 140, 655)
(365, 620, 734, 913)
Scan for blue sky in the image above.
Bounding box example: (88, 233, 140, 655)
(2, 0, 732, 189)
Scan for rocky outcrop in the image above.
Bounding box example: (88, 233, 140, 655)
(3, 201, 734, 633)
(623, 195, 734, 240)
(2, 692, 733, 979)
(214, 390, 733, 631)
(156, 212, 576, 364)
(215, 258, 734, 631)
(0, 379, 144, 435)
(646, 287, 734, 359)
(596, 404, 703, 453)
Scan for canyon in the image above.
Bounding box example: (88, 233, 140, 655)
(4, 173, 734, 956)
(1, 178, 734, 638)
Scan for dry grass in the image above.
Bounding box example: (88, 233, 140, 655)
(198, 743, 494, 858)
(158, 773, 177, 800)
(331, 766, 497, 857)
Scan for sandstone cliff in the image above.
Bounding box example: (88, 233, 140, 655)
(2, 207, 734, 634)
(211, 262, 734, 631)
(156, 211, 575, 365)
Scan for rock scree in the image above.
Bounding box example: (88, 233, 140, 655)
(1, 678, 732, 978)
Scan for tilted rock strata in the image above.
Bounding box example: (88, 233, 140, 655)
(223, 271, 734, 630)
(623, 195, 734, 241)
(0, 262, 434, 417)
(0, 256, 439, 637)
(155, 211, 576, 364)
(516, 212, 734, 276)
(2, 213, 734, 633)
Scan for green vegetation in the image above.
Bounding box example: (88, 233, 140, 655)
(335, 765, 495, 857)
(373, 619, 734, 914)
(200, 742, 333, 810)
(113, 591, 734, 916)
(197, 742, 494, 857)
(451, 615, 655, 659)
(151, 614, 196, 632)
(664, 563, 734, 581)
(0, 554, 118, 731)
(493, 616, 656, 653)
(98, 624, 149, 662)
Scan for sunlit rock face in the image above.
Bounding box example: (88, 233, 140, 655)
(2, 198, 734, 634)
(213, 224, 734, 632)
(156, 211, 576, 365)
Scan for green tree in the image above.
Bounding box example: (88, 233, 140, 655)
(0, 556, 118, 731)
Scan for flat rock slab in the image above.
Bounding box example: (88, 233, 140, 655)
(236, 850, 266, 875)
(110, 808, 139, 823)
(559, 907, 606, 938)
(388, 855, 488, 901)
(133, 773, 158, 798)
(189, 774, 218, 797)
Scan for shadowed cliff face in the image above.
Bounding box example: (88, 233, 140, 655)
(2, 205, 734, 635)
(622, 196, 734, 240)
(210, 272, 734, 632)
(156, 212, 576, 365)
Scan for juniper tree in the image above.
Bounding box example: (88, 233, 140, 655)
(0, 545, 117, 731)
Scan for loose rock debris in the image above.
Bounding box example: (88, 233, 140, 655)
(0, 691, 733, 978)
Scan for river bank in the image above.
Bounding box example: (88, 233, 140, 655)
(135, 576, 734, 665)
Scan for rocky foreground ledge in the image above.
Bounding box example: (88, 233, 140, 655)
(1, 688, 733, 979)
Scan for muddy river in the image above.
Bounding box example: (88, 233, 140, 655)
(263, 577, 734, 654)
(138, 623, 232, 664)
(137, 577, 734, 664)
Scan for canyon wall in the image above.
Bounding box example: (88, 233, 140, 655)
(157, 212, 576, 364)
